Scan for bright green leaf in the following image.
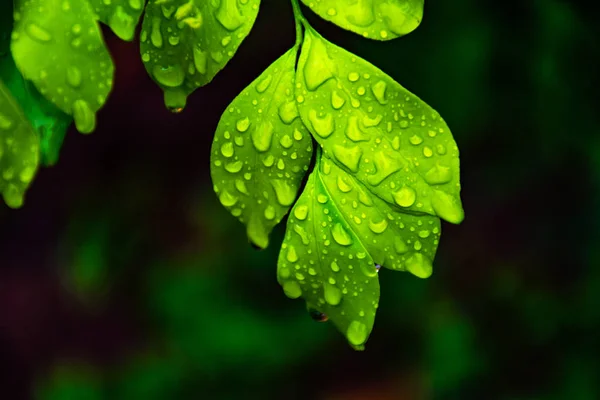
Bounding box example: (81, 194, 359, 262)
(277, 154, 380, 350)
(295, 28, 464, 225)
(87, 0, 146, 41)
(210, 47, 313, 249)
(318, 155, 441, 274)
(1, 0, 71, 166)
(140, 0, 261, 111)
(0, 78, 40, 208)
(301, 0, 424, 41)
(11, 0, 115, 134)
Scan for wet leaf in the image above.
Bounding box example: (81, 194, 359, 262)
(87, 0, 147, 41)
(0, 78, 40, 208)
(301, 0, 424, 40)
(210, 47, 313, 249)
(0, 0, 71, 166)
(11, 0, 115, 134)
(277, 154, 380, 350)
(295, 28, 464, 225)
(140, 0, 261, 111)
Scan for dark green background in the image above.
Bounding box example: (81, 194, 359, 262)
(1, 0, 598, 399)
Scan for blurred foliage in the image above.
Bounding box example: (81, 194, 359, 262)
(0, 0, 598, 399)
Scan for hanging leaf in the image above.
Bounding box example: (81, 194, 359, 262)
(301, 0, 424, 40)
(277, 27, 463, 348)
(0, 79, 40, 208)
(211, 47, 313, 249)
(295, 28, 463, 225)
(1, 0, 71, 166)
(87, 0, 146, 41)
(11, 0, 115, 134)
(277, 154, 380, 350)
(140, 0, 261, 111)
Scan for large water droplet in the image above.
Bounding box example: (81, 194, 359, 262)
(25, 23, 52, 42)
(425, 163, 452, 185)
(324, 283, 342, 306)
(331, 223, 352, 246)
(72, 100, 95, 134)
(271, 179, 295, 206)
(368, 218, 388, 234)
(346, 320, 367, 346)
(308, 110, 334, 138)
(393, 186, 416, 208)
(283, 281, 302, 299)
(152, 64, 185, 87)
(294, 205, 308, 220)
(332, 145, 362, 172)
(215, 0, 244, 31)
(252, 121, 274, 152)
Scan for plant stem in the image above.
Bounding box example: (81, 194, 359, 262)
(291, 0, 305, 47)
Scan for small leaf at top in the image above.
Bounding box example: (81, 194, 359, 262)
(11, 0, 115, 134)
(301, 0, 424, 41)
(277, 154, 380, 350)
(295, 28, 464, 225)
(140, 0, 261, 111)
(210, 47, 313, 249)
(1, 0, 71, 166)
(87, 0, 146, 41)
(0, 78, 40, 208)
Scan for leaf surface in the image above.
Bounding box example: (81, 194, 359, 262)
(140, 0, 261, 110)
(87, 0, 146, 41)
(0, 78, 40, 208)
(277, 154, 380, 350)
(11, 0, 115, 134)
(1, 0, 71, 167)
(295, 28, 464, 226)
(301, 0, 424, 40)
(211, 47, 313, 249)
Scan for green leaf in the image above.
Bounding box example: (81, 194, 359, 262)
(277, 154, 380, 350)
(11, 0, 115, 134)
(0, 78, 40, 208)
(301, 0, 424, 40)
(87, 0, 146, 41)
(295, 28, 464, 225)
(1, 0, 72, 166)
(277, 27, 463, 348)
(210, 47, 313, 249)
(140, 0, 261, 111)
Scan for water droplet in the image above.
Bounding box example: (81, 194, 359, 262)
(336, 176, 353, 193)
(332, 145, 362, 172)
(271, 179, 295, 206)
(283, 281, 302, 299)
(346, 321, 367, 346)
(425, 163, 452, 185)
(219, 190, 238, 207)
(286, 245, 298, 262)
(256, 74, 272, 93)
(193, 47, 207, 74)
(150, 17, 163, 47)
(330, 261, 340, 272)
(72, 100, 95, 134)
(308, 110, 334, 138)
(324, 283, 342, 306)
(215, 0, 244, 31)
(331, 91, 346, 109)
(371, 80, 387, 104)
(348, 72, 360, 82)
(252, 121, 273, 152)
(236, 117, 250, 132)
(25, 23, 52, 42)
(220, 142, 234, 157)
(225, 160, 243, 173)
(405, 253, 433, 279)
(279, 135, 293, 149)
(331, 223, 352, 246)
(368, 218, 388, 234)
(294, 205, 308, 220)
(152, 64, 185, 87)
(278, 101, 298, 124)
(409, 135, 423, 145)
(393, 186, 416, 208)
(345, 116, 370, 142)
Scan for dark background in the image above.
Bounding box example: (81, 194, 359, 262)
(1, 0, 599, 398)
